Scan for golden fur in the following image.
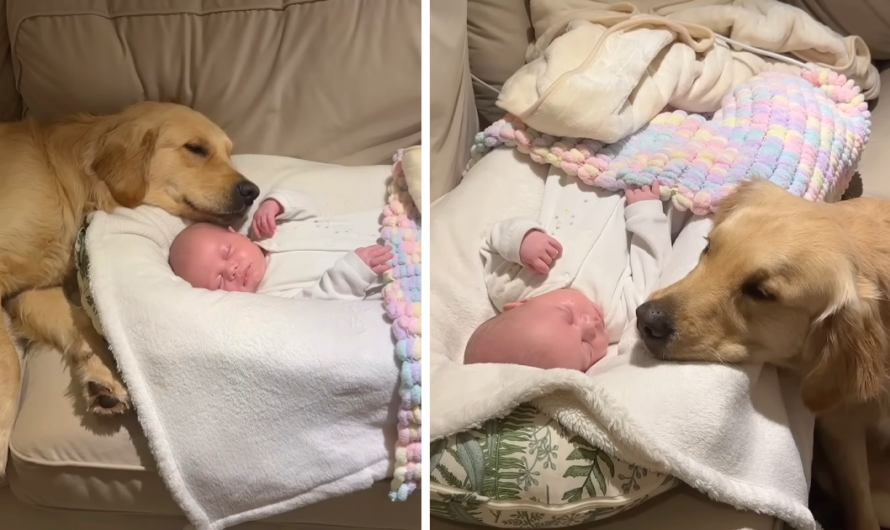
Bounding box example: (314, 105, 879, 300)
(0, 101, 258, 481)
(639, 179, 890, 530)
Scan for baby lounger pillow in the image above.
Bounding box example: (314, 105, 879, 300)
(430, 150, 688, 528)
(431, 404, 678, 528)
(74, 155, 407, 529)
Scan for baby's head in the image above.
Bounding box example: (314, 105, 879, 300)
(464, 289, 609, 372)
(169, 223, 267, 293)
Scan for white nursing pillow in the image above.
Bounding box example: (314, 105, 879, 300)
(74, 155, 402, 527)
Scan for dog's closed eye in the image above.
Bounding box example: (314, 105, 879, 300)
(184, 143, 209, 157)
(741, 280, 775, 301)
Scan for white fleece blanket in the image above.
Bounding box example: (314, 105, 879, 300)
(498, 0, 879, 143)
(84, 155, 401, 530)
(431, 149, 817, 529)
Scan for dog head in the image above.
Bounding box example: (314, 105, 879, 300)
(637, 179, 886, 412)
(87, 101, 259, 224)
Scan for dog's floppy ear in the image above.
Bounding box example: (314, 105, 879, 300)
(91, 122, 159, 208)
(801, 277, 886, 412)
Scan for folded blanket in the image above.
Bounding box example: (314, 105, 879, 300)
(80, 156, 403, 530)
(432, 150, 818, 530)
(400, 145, 424, 215)
(499, 0, 878, 143)
(473, 69, 870, 215)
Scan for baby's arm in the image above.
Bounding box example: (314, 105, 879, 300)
(285, 245, 393, 301)
(484, 218, 561, 273)
(264, 188, 319, 222)
(251, 187, 320, 239)
(625, 183, 671, 300)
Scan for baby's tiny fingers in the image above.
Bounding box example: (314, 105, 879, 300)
(372, 254, 394, 267)
(373, 264, 393, 274)
(545, 245, 559, 259)
(532, 259, 549, 274)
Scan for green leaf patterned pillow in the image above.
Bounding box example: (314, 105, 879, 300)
(430, 404, 677, 528)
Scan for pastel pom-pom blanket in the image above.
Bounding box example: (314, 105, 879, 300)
(469, 70, 870, 214)
(383, 149, 423, 500)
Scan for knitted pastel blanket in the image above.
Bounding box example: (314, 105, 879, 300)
(383, 150, 422, 501)
(468, 70, 870, 214)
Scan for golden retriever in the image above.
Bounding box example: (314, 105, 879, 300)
(636, 179, 890, 530)
(0, 101, 259, 480)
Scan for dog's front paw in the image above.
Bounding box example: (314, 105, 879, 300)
(85, 378, 130, 416)
(74, 346, 131, 416)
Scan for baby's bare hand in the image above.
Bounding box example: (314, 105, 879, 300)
(519, 231, 562, 274)
(626, 181, 662, 205)
(251, 199, 283, 239)
(355, 245, 393, 275)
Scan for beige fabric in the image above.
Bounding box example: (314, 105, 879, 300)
(856, 68, 890, 200)
(431, 0, 478, 201)
(402, 145, 423, 214)
(2, 478, 416, 530)
(467, 0, 532, 126)
(784, 0, 890, 60)
(7, 0, 420, 165)
(498, 0, 879, 143)
(8, 345, 420, 526)
(0, 0, 21, 122)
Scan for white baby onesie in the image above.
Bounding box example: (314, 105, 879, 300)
(481, 170, 672, 341)
(251, 183, 384, 300)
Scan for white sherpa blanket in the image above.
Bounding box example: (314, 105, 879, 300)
(84, 156, 401, 530)
(498, 0, 879, 143)
(431, 149, 817, 529)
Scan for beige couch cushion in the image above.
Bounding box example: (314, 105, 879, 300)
(6, 0, 420, 165)
(430, 0, 478, 201)
(8, 345, 419, 527)
(857, 67, 890, 199)
(467, 0, 532, 127)
(784, 0, 890, 60)
(0, 0, 22, 121)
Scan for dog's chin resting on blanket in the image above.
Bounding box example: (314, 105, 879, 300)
(638, 179, 890, 530)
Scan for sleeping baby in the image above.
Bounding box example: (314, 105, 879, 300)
(169, 182, 391, 300)
(465, 175, 671, 372)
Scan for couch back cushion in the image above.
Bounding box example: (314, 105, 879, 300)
(0, 0, 21, 121)
(467, 0, 532, 127)
(6, 0, 420, 165)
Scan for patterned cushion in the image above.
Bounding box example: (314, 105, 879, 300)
(430, 404, 678, 527)
(75, 223, 104, 339)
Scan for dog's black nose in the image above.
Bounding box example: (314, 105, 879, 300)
(235, 181, 260, 207)
(636, 301, 675, 358)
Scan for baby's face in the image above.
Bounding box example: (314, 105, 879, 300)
(467, 289, 609, 371)
(169, 224, 267, 293)
(504, 289, 609, 370)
